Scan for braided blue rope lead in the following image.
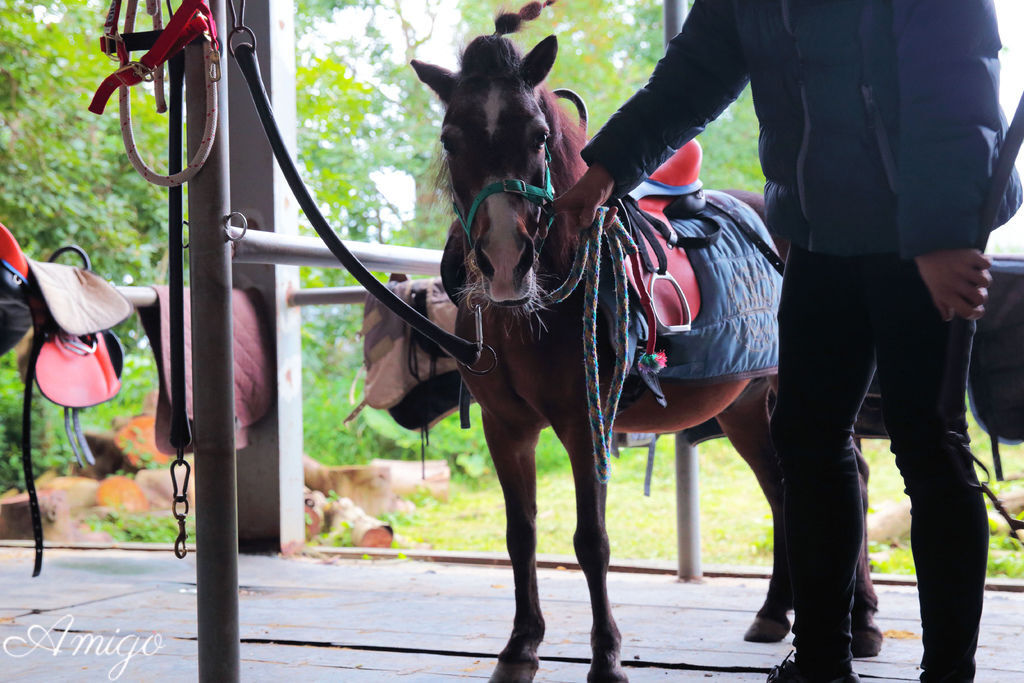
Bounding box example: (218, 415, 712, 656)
(545, 208, 637, 482)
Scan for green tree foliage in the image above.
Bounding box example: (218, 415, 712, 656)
(0, 2, 765, 484)
(0, 0, 168, 280)
(0, 1, 170, 488)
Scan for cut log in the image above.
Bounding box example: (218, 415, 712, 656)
(867, 500, 912, 544)
(323, 497, 394, 548)
(303, 456, 396, 516)
(1001, 488, 1024, 517)
(0, 490, 73, 541)
(370, 458, 450, 501)
(304, 489, 327, 540)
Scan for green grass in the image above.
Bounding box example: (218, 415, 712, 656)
(390, 414, 1024, 579)
(84, 404, 1024, 581)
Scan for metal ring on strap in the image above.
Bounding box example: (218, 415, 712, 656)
(228, 26, 257, 56)
(118, 0, 218, 187)
(223, 211, 248, 241)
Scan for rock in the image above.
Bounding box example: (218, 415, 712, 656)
(96, 476, 149, 513)
(134, 468, 196, 511)
(39, 477, 99, 514)
(115, 415, 173, 469)
(74, 524, 115, 544)
(72, 431, 129, 479)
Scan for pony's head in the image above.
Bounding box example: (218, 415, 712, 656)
(412, 1, 584, 309)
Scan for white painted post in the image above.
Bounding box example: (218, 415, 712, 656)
(661, 0, 703, 582)
(226, 0, 305, 553)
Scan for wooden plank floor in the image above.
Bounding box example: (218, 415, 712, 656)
(0, 547, 1021, 681)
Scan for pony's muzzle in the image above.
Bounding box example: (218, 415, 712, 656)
(477, 235, 536, 304)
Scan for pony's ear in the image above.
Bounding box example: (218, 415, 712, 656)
(411, 60, 456, 103)
(520, 35, 557, 88)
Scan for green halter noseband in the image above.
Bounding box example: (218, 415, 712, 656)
(453, 145, 556, 252)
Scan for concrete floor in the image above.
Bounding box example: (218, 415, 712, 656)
(0, 546, 1022, 681)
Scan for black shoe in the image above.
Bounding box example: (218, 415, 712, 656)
(767, 652, 861, 683)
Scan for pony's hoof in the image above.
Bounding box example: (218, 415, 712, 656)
(587, 665, 629, 683)
(743, 615, 791, 643)
(852, 625, 884, 658)
(489, 659, 539, 683)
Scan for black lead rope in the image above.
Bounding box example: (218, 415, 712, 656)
(167, 52, 193, 558)
(230, 42, 484, 369)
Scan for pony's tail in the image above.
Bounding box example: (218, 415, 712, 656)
(495, 1, 556, 36)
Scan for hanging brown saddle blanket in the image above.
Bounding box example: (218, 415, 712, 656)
(137, 285, 274, 453)
(361, 277, 460, 431)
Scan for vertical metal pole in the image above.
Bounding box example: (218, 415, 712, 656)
(675, 434, 702, 580)
(663, 0, 687, 46)
(663, 0, 701, 582)
(186, 0, 240, 679)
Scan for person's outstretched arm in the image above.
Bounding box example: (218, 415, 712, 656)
(555, 0, 749, 228)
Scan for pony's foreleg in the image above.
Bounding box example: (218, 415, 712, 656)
(716, 379, 793, 643)
(482, 412, 545, 683)
(554, 421, 627, 683)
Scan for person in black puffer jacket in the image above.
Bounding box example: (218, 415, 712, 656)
(555, 1, 1022, 682)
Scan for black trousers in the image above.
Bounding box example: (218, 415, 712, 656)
(770, 246, 989, 682)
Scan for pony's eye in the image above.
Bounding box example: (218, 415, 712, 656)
(534, 132, 548, 150)
(441, 135, 457, 155)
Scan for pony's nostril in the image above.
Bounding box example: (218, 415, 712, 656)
(476, 246, 496, 278)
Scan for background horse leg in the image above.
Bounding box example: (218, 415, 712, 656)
(715, 379, 792, 643)
(482, 411, 546, 683)
(553, 420, 628, 683)
(851, 446, 882, 657)
(717, 380, 883, 655)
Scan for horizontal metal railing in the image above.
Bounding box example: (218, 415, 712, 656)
(226, 226, 442, 275)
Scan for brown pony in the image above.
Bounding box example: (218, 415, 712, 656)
(412, 5, 880, 681)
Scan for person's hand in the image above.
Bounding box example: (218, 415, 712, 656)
(553, 163, 616, 229)
(914, 249, 992, 322)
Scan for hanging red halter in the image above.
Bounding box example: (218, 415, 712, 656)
(89, 0, 219, 115)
